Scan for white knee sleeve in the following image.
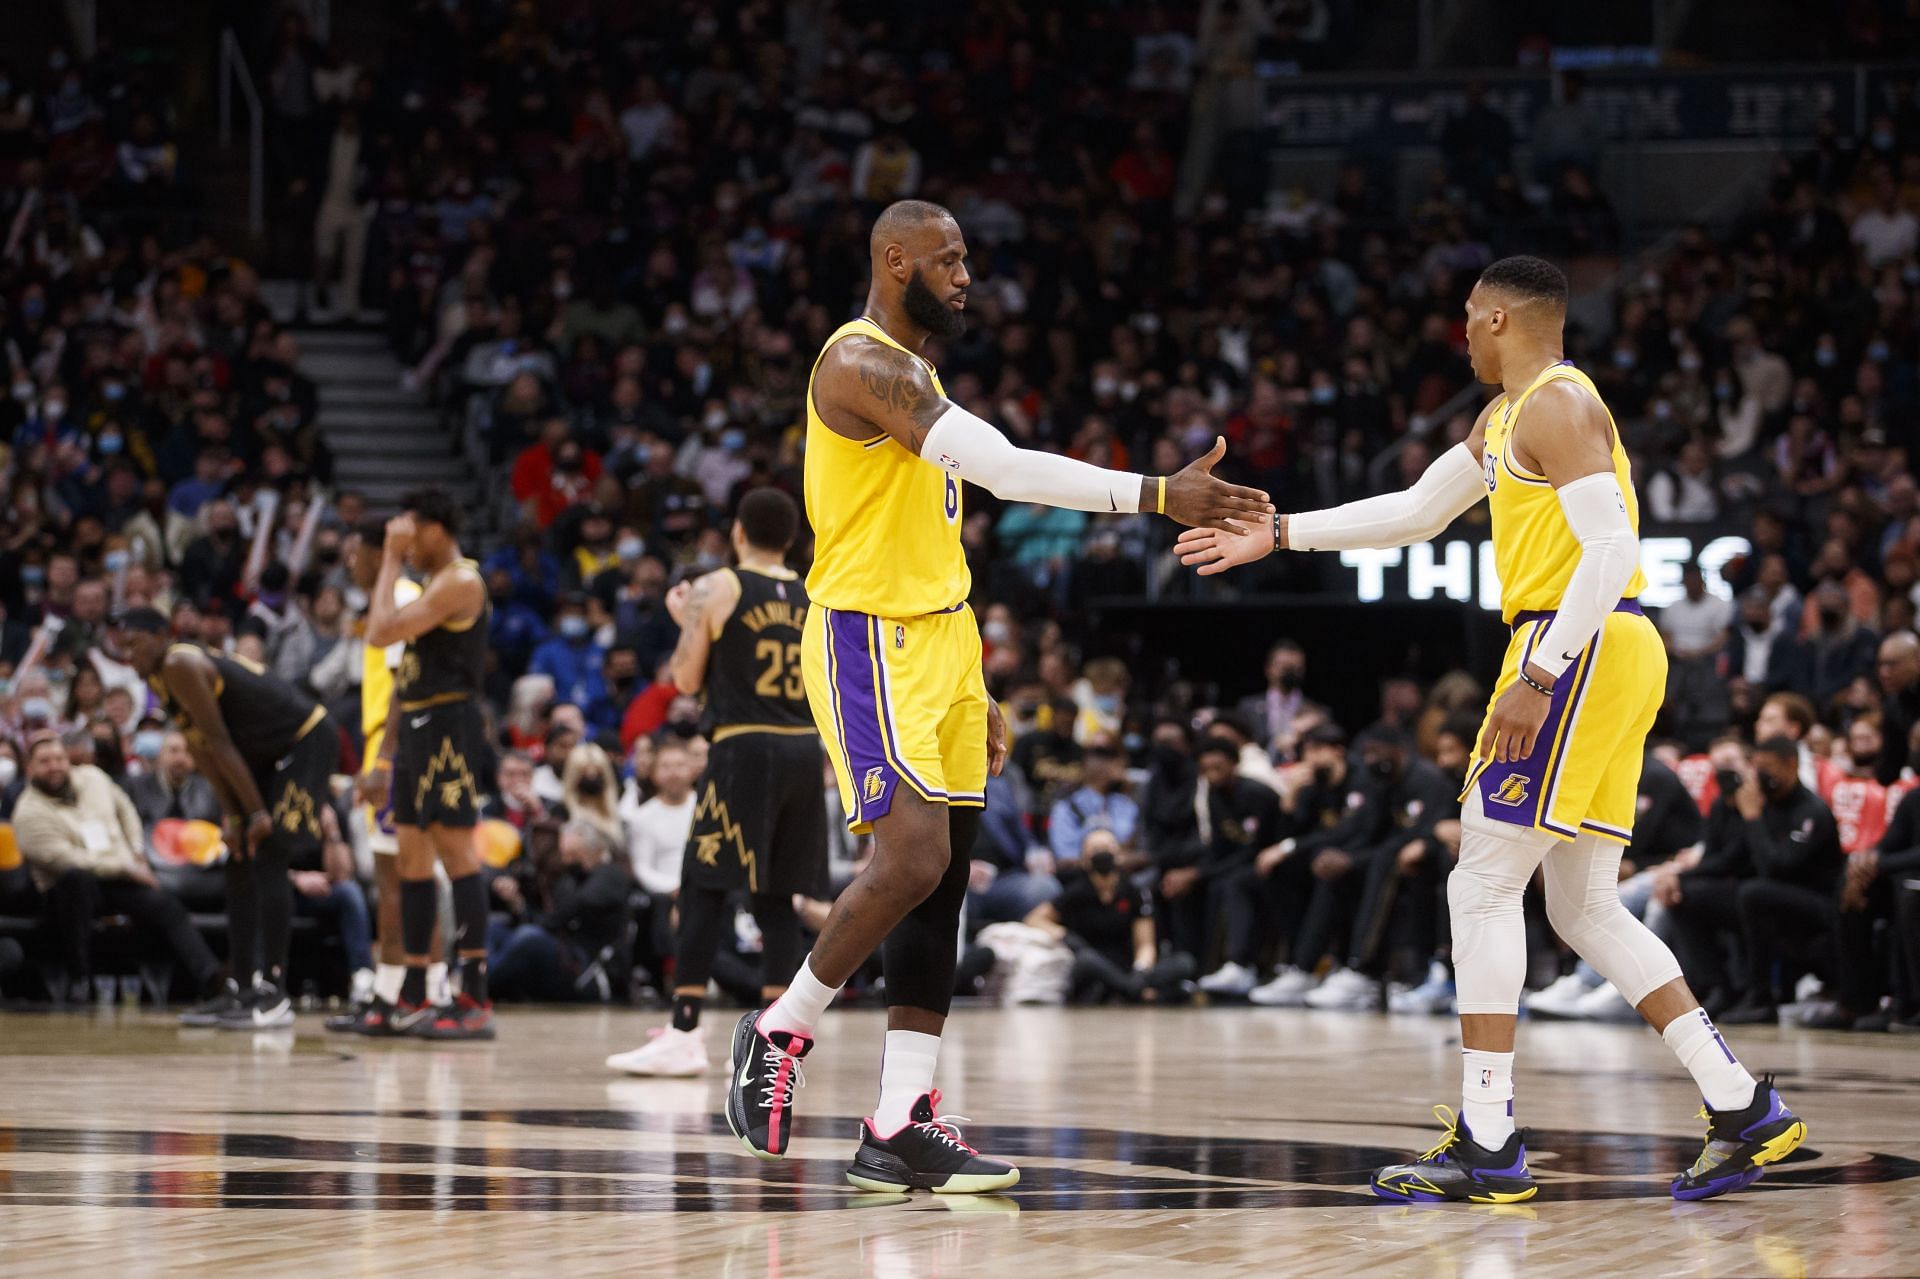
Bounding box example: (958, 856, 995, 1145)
(1543, 833, 1683, 1007)
(1451, 793, 1557, 1016)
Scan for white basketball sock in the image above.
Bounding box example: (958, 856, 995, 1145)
(427, 961, 450, 1006)
(1461, 1048, 1516, 1150)
(873, 1030, 941, 1136)
(760, 957, 839, 1039)
(1662, 1009, 1758, 1112)
(374, 962, 405, 1005)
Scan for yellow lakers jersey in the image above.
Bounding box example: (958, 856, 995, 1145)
(361, 576, 422, 770)
(804, 316, 970, 617)
(1483, 362, 1646, 622)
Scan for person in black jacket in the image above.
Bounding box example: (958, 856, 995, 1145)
(1201, 721, 1358, 999)
(1813, 782, 1920, 1029)
(1155, 738, 1283, 964)
(1138, 717, 1199, 860)
(1664, 737, 1844, 1022)
(1876, 632, 1920, 786)
(488, 820, 635, 1001)
(1301, 725, 1462, 1012)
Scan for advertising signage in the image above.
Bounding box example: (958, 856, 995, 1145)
(1336, 532, 1750, 611)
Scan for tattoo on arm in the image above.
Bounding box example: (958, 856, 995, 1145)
(851, 343, 948, 451)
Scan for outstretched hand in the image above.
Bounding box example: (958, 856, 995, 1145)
(1161, 437, 1273, 531)
(1176, 519, 1274, 576)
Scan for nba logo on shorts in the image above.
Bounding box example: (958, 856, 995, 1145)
(894, 625, 905, 649)
(864, 766, 887, 802)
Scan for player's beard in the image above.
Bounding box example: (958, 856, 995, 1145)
(904, 269, 965, 339)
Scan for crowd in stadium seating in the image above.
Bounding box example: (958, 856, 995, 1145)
(0, 3, 1915, 1032)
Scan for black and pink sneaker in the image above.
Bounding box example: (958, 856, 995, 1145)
(845, 1091, 1020, 1194)
(725, 1009, 812, 1159)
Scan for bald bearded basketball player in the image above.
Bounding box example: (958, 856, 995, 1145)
(723, 199, 1272, 1194)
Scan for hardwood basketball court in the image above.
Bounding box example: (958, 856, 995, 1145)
(0, 1006, 1911, 1276)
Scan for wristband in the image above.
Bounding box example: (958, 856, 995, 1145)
(1272, 512, 1284, 551)
(1517, 669, 1553, 698)
(1155, 476, 1166, 515)
(369, 758, 393, 772)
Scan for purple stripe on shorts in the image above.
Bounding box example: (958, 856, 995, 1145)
(826, 608, 898, 825)
(1476, 623, 1586, 830)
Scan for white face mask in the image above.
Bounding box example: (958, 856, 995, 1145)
(0, 757, 15, 789)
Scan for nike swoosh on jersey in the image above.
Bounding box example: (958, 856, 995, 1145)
(411, 714, 431, 729)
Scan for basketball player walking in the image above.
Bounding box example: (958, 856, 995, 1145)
(723, 199, 1271, 1193)
(606, 489, 827, 1076)
(1178, 256, 1805, 1203)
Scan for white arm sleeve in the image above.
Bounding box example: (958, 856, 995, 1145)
(1287, 443, 1486, 551)
(1531, 472, 1641, 679)
(921, 403, 1144, 513)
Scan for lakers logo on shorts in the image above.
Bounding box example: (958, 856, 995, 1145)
(1489, 774, 1531, 807)
(864, 766, 887, 802)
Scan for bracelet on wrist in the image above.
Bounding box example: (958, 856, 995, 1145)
(1272, 512, 1284, 552)
(1517, 669, 1554, 697)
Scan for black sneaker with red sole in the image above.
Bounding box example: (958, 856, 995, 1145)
(410, 994, 496, 1040)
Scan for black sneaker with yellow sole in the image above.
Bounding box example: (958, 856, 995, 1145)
(845, 1091, 1020, 1194)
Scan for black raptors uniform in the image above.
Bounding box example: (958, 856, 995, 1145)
(151, 645, 335, 852)
(685, 568, 828, 897)
(393, 559, 490, 828)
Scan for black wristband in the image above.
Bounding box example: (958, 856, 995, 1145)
(1273, 512, 1284, 552)
(1517, 669, 1553, 697)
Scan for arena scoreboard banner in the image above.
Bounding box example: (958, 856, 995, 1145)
(1260, 64, 1920, 148)
(1334, 529, 1751, 611)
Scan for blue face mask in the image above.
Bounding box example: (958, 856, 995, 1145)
(21, 697, 52, 723)
(103, 382, 127, 402)
(1612, 348, 1636, 370)
(1868, 341, 1891, 362)
(559, 615, 589, 641)
(97, 432, 124, 455)
(720, 428, 747, 453)
(1310, 384, 1337, 405)
(133, 729, 164, 758)
(104, 549, 130, 573)
(1815, 347, 1837, 367)
(21, 566, 46, 586)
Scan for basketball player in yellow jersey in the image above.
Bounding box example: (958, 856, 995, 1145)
(1178, 256, 1803, 1204)
(326, 518, 444, 1035)
(724, 199, 1271, 1193)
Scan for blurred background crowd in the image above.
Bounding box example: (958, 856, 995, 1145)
(0, 0, 1917, 1032)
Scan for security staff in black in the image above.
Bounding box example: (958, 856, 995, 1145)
(116, 608, 336, 1030)
(365, 488, 496, 1040)
(605, 489, 828, 1076)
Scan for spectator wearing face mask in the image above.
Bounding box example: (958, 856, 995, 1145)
(558, 741, 626, 853)
(1236, 640, 1318, 758)
(530, 593, 608, 713)
(1025, 830, 1196, 1004)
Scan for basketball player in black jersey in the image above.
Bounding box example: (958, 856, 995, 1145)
(116, 608, 339, 1030)
(364, 489, 496, 1040)
(607, 489, 827, 1077)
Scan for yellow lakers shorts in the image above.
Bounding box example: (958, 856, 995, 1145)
(1461, 602, 1667, 844)
(803, 602, 988, 835)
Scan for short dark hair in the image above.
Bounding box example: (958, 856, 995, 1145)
(403, 487, 463, 537)
(735, 487, 799, 553)
(1195, 739, 1238, 765)
(1754, 735, 1799, 764)
(356, 515, 387, 548)
(113, 606, 170, 635)
(1478, 255, 1568, 309)
(1208, 711, 1255, 744)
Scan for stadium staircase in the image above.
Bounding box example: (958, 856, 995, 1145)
(288, 328, 484, 516)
